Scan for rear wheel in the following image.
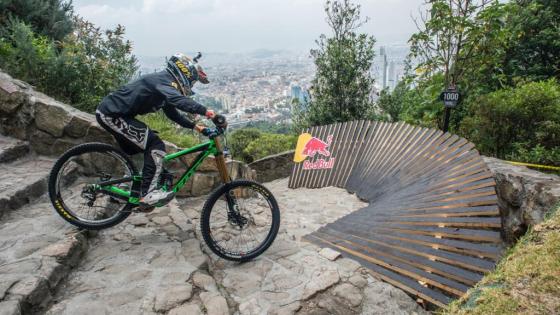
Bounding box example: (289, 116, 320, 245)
(48, 143, 136, 230)
(200, 180, 280, 262)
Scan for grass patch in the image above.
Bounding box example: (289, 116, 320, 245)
(139, 112, 200, 148)
(442, 204, 560, 315)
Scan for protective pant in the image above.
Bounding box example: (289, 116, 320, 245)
(96, 111, 166, 196)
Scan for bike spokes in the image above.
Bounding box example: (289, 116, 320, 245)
(206, 183, 277, 259)
(55, 150, 132, 224)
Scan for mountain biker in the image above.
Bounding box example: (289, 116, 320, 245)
(95, 53, 214, 210)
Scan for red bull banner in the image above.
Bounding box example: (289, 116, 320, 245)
(293, 133, 335, 170)
(289, 120, 372, 189)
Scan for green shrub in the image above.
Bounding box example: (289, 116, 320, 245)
(0, 0, 74, 42)
(139, 112, 199, 149)
(228, 129, 262, 162)
(228, 128, 297, 163)
(0, 16, 137, 113)
(506, 144, 560, 168)
(243, 133, 297, 163)
(460, 80, 560, 166)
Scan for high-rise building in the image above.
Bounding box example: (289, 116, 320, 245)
(291, 84, 302, 101)
(388, 60, 396, 90)
(380, 47, 388, 90)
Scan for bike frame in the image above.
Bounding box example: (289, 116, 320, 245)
(95, 136, 231, 206)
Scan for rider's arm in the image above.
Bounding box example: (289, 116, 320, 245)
(162, 104, 196, 129)
(156, 83, 208, 116)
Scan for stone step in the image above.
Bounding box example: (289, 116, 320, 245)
(44, 200, 208, 315)
(0, 136, 29, 164)
(0, 196, 88, 314)
(0, 156, 55, 215)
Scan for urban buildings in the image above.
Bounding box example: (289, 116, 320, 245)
(136, 46, 408, 127)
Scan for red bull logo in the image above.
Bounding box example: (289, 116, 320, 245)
(293, 133, 336, 170)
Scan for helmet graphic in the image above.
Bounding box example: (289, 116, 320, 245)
(166, 52, 209, 95)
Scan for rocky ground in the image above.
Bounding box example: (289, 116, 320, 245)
(0, 134, 426, 315)
(42, 178, 426, 315)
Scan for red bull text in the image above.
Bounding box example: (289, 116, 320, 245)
(303, 157, 336, 170)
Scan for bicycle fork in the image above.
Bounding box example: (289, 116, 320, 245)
(214, 137, 246, 227)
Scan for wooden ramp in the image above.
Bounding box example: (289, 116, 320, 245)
(288, 121, 503, 307)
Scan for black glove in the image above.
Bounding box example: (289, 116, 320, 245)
(201, 127, 219, 138)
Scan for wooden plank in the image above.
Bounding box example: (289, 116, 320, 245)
(319, 122, 343, 187)
(340, 120, 371, 187)
(320, 225, 496, 272)
(314, 231, 471, 296)
(297, 125, 318, 188)
(334, 120, 360, 187)
(312, 230, 484, 285)
(328, 227, 502, 259)
(307, 234, 454, 306)
(288, 127, 307, 188)
(309, 122, 335, 188)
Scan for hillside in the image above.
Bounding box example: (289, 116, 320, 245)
(443, 204, 560, 315)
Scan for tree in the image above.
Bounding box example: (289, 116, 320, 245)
(0, 0, 74, 41)
(460, 80, 560, 166)
(502, 0, 560, 83)
(296, 0, 376, 129)
(408, 0, 499, 131)
(376, 82, 410, 122)
(410, 0, 496, 88)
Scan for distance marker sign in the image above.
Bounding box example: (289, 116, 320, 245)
(440, 89, 461, 108)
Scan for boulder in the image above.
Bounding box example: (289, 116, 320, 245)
(484, 157, 560, 242)
(65, 112, 95, 138)
(0, 73, 25, 114)
(34, 99, 72, 137)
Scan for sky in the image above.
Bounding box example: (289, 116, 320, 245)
(72, 0, 425, 56)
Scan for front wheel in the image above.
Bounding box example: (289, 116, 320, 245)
(200, 180, 280, 262)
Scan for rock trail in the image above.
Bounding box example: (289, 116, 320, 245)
(0, 136, 88, 314)
(0, 133, 426, 315)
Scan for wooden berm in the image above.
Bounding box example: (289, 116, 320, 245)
(288, 120, 503, 307)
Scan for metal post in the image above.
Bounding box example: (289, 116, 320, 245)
(443, 107, 451, 132)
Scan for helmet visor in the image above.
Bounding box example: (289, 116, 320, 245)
(197, 65, 209, 84)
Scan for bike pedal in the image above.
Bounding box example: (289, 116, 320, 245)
(135, 204, 156, 213)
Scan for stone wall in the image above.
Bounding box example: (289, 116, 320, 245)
(0, 70, 254, 197)
(484, 157, 560, 242)
(249, 150, 294, 183)
(0, 72, 114, 155)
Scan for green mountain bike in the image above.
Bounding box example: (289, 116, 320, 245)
(48, 116, 280, 262)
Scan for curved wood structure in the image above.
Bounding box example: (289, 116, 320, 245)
(288, 120, 503, 307)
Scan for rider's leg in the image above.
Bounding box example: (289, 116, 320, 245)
(95, 111, 146, 155)
(96, 112, 174, 206)
(139, 132, 175, 205)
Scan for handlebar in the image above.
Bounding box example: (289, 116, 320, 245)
(202, 114, 228, 139)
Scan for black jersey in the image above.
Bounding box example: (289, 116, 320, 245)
(97, 70, 207, 129)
